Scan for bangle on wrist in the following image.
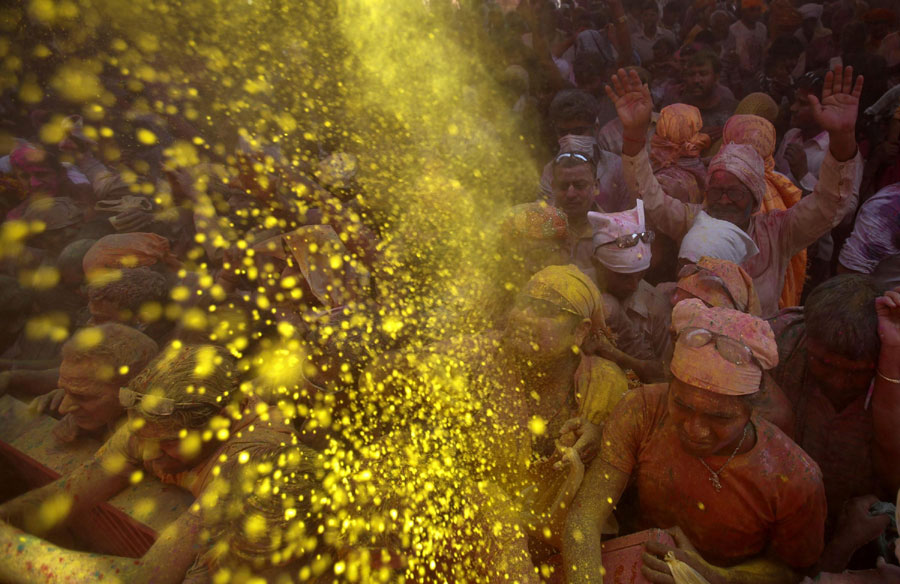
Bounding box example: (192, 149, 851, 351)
(877, 369, 900, 384)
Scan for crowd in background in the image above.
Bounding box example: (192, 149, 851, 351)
(0, 0, 899, 582)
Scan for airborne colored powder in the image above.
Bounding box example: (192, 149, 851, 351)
(0, 0, 574, 581)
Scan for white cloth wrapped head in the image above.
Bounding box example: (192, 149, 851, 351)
(589, 200, 652, 274)
(679, 211, 760, 264)
(799, 3, 823, 20)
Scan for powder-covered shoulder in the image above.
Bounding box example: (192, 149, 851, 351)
(752, 416, 824, 487)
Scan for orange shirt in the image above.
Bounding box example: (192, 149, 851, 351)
(599, 384, 827, 569)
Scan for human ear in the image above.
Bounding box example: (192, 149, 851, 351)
(574, 318, 592, 347)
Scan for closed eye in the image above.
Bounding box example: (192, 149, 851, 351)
(706, 412, 736, 420)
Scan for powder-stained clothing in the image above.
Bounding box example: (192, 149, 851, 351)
(568, 221, 599, 283)
(660, 86, 737, 139)
(651, 104, 710, 205)
(95, 398, 296, 497)
(415, 332, 629, 525)
(600, 383, 827, 568)
(768, 309, 880, 528)
(676, 256, 762, 316)
(838, 184, 900, 292)
(623, 147, 861, 317)
(83, 232, 182, 274)
(603, 280, 673, 361)
(726, 20, 767, 74)
(723, 114, 807, 308)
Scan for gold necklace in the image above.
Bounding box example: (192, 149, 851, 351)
(698, 424, 749, 493)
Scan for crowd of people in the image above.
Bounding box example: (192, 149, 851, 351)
(0, 0, 899, 582)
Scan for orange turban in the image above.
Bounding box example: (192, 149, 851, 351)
(500, 202, 569, 241)
(650, 104, 711, 170)
(670, 299, 777, 396)
(83, 233, 181, 275)
(723, 114, 805, 308)
(723, 114, 802, 209)
(676, 257, 762, 316)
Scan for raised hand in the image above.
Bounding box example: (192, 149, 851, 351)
(605, 68, 653, 136)
(876, 287, 900, 349)
(810, 65, 864, 137)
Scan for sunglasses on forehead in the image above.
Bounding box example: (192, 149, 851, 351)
(678, 327, 755, 366)
(596, 230, 655, 250)
(119, 387, 208, 417)
(553, 152, 594, 166)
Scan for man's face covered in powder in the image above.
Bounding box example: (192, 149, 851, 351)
(128, 416, 212, 476)
(706, 170, 755, 229)
(503, 295, 586, 360)
(57, 358, 124, 432)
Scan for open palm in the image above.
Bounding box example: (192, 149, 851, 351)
(810, 65, 864, 135)
(606, 68, 653, 133)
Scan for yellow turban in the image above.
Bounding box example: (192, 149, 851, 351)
(521, 264, 607, 332)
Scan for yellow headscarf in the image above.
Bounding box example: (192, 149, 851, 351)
(520, 264, 609, 335)
(521, 264, 601, 319)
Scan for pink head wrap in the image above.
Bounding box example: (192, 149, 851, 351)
(9, 143, 51, 173)
(589, 201, 651, 274)
(723, 114, 777, 172)
(707, 143, 767, 211)
(669, 298, 777, 396)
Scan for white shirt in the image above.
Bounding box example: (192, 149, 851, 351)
(774, 128, 830, 191)
(631, 27, 676, 65)
(728, 20, 767, 72)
